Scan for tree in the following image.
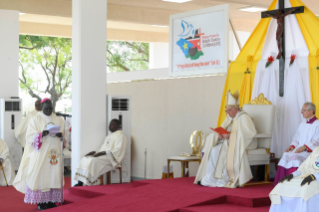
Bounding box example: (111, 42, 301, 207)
(19, 35, 72, 111)
(107, 41, 149, 72)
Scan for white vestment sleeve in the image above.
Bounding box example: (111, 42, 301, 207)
(292, 170, 302, 177)
(105, 133, 127, 167)
(305, 124, 319, 150)
(313, 173, 319, 182)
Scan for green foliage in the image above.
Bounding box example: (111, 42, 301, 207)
(19, 35, 72, 110)
(107, 41, 149, 72)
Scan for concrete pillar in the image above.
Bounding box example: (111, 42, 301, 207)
(0, 10, 19, 98)
(149, 42, 169, 69)
(72, 0, 107, 186)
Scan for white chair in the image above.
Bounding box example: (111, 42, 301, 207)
(242, 93, 275, 186)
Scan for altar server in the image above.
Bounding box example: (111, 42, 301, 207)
(195, 90, 256, 188)
(74, 119, 127, 186)
(0, 139, 15, 186)
(274, 102, 319, 185)
(270, 146, 319, 212)
(13, 98, 67, 211)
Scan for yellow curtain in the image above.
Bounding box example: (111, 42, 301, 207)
(239, 56, 253, 108)
(217, 0, 278, 126)
(290, 0, 319, 117)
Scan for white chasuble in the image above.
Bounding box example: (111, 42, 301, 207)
(278, 120, 319, 169)
(14, 110, 39, 147)
(13, 112, 66, 193)
(270, 147, 319, 211)
(194, 111, 256, 188)
(0, 139, 15, 186)
(74, 130, 127, 185)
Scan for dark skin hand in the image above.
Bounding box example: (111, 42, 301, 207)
(56, 132, 62, 138)
(85, 151, 96, 156)
(279, 174, 293, 183)
(93, 151, 106, 157)
(301, 175, 315, 186)
(42, 130, 49, 138)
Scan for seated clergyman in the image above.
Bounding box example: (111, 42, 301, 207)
(269, 146, 319, 212)
(274, 102, 319, 186)
(74, 119, 127, 186)
(0, 138, 15, 186)
(194, 90, 256, 188)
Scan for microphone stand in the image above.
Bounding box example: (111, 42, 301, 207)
(60, 116, 67, 206)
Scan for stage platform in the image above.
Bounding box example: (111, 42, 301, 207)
(3, 177, 273, 211)
(53, 177, 272, 212)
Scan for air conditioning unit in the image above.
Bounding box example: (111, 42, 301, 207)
(0, 99, 22, 170)
(106, 95, 131, 183)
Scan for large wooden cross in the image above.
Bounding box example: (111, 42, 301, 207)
(261, 0, 304, 97)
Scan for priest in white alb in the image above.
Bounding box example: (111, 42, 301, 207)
(0, 138, 15, 186)
(194, 90, 257, 188)
(13, 98, 67, 211)
(14, 99, 42, 148)
(270, 146, 319, 212)
(74, 119, 127, 186)
(274, 102, 319, 186)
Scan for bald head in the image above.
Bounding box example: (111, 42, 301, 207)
(109, 119, 120, 132)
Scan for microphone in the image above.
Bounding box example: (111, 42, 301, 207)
(56, 112, 72, 117)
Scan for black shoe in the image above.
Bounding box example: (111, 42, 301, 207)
(74, 181, 84, 187)
(37, 203, 48, 211)
(197, 180, 203, 186)
(47, 202, 57, 208)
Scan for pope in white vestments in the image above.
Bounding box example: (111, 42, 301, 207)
(274, 102, 319, 185)
(74, 119, 127, 186)
(195, 90, 257, 188)
(0, 139, 15, 186)
(269, 146, 319, 212)
(14, 100, 42, 147)
(13, 98, 67, 211)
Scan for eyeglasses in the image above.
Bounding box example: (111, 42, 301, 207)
(301, 109, 309, 112)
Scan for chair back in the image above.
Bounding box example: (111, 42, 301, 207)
(243, 94, 275, 149)
(190, 131, 205, 157)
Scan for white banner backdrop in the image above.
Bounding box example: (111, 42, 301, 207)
(169, 4, 229, 77)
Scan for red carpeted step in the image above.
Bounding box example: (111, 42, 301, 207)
(69, 183, 134, 198)
(180, 204, 270, 212)
(62, 189, 90, 205)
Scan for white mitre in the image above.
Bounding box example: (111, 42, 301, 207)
(226, 90, 239, 107)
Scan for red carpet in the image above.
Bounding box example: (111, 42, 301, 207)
(3, 177, 273, 212)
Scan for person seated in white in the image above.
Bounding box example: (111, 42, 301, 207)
(194, 90, 256, 188)
(0, 138, 15, 186)
(269, 146, 319, 212)
(74, 119, 127, 186)
(274, 102, 319, 186)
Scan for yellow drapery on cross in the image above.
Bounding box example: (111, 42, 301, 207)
(239, 55, 254, 108)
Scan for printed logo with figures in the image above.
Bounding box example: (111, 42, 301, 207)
(176, 20, 205, 61)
